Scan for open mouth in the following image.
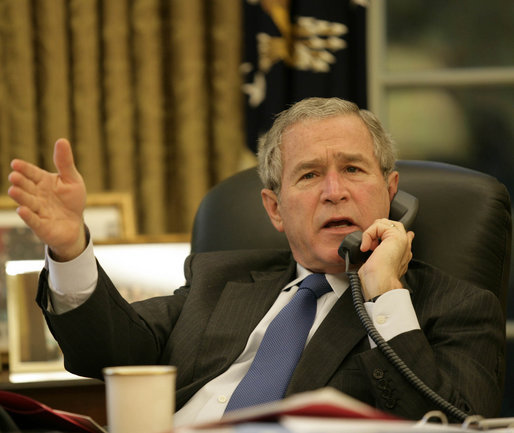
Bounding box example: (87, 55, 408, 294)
(324, 219, 353, 229)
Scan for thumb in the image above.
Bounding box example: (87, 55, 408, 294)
(53, 138, 81, 183)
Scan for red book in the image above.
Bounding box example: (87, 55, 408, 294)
(0, 390, 107, 433)
(185, 387, 399, 430)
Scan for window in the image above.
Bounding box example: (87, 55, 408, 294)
(367, 0, 514, 416)
(367, 0, 514, 185)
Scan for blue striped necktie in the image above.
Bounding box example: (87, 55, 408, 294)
(225, 273, 332, 412)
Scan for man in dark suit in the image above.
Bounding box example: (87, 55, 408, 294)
(8, 98, 504, 426)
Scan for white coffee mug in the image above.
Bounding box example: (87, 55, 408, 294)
(103, 365, 176, 433)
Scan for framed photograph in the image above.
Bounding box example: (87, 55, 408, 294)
(0, 221, 45, 354)
(5, 240, 190, 379)
(83, 193, 137, 241)
(6, 260, 64, 375)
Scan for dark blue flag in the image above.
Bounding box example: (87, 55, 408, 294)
(242, 0, 367, 152)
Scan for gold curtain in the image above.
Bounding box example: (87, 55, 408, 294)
(0, 0, 250, 234)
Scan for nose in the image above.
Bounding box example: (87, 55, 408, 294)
(320, 170, 348, 204)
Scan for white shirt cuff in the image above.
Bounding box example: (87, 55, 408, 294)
(364, 288, 420, 349)
(45, 238, 98, 313)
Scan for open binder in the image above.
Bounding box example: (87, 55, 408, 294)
(182, 388, 514, 432)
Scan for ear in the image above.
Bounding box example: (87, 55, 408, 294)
(387, 170, 399, 202)
(261, 188, 284, 232)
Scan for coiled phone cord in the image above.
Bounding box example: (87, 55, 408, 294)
(347, 270, 470, 423)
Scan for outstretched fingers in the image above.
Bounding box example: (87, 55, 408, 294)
(10, 158, 46, 186)
(7, 184, 41, 214)
(8, 168, 38, 196)
(7, 159, 51, 215)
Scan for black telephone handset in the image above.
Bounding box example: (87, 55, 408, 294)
(337, 190, 419, 265)
(337, 190, 469, 422)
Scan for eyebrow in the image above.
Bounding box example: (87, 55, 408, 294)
(290, 152, 369, 177)
(290, 158, 324, 179)
(333, 152, 368, 164)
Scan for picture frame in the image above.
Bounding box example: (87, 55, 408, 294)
(5, 260, 64, 375)
(83, 192, 137, 241)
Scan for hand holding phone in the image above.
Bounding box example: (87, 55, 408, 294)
(338, 190, 419, 265)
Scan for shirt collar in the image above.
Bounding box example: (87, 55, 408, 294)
(283, 263, 349, 298)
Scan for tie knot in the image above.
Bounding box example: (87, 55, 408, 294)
(299, 273, 332, 299)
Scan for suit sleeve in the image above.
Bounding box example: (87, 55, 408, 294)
(36, 258, 190, 380)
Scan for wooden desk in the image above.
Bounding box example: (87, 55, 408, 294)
(0, 372, 107, 426)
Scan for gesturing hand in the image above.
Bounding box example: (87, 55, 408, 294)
(8, 138, 87, 261)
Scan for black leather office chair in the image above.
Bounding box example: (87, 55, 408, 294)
(191, 160, 512, 313)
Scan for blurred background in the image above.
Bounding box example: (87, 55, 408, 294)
(0, 0, 512, 417)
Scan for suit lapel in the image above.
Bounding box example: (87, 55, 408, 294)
(287, 287, 367, 394)
(193, 259, 296, 379)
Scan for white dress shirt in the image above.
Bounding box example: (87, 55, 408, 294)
(44, 241, 420, 428)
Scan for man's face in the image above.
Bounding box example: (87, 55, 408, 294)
(262, 114, 399, 274)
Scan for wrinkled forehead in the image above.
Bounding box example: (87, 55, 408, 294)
(280, 115, 375, 160)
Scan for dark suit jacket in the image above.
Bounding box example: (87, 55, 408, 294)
(36, 249, 505, 420)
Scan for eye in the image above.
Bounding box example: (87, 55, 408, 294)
(301, 172, 316, 180)
(345, 165, 361, 174)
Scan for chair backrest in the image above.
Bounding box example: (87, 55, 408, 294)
(191, 160, 512, 312)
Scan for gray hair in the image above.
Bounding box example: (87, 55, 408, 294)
(257, 97, 397, 193)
